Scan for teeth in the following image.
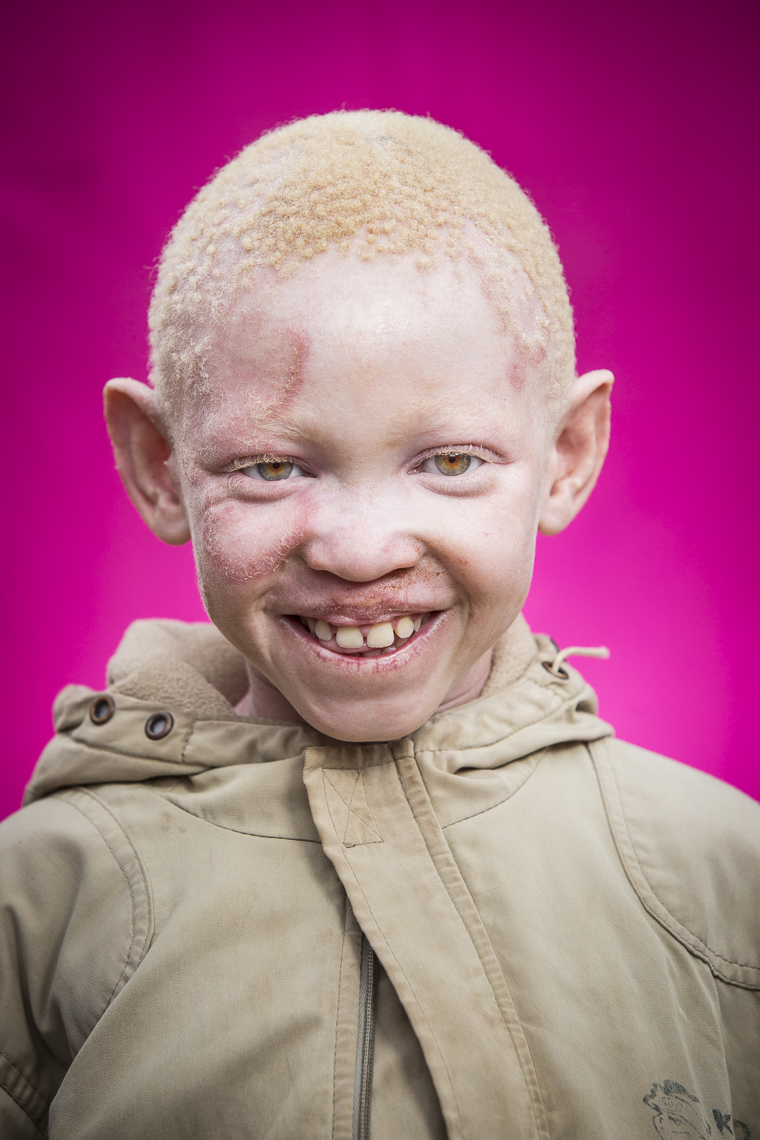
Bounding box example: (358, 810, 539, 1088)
(336, 626, 364, 649)
(366, 622, 395, 648)
(395, 617, 414, 639)
(305, 614, 426, 649)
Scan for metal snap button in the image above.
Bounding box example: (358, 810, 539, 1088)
(542, 660, 569, 680)
(145, 711, 174, 740)
(90, 695, 115, 724)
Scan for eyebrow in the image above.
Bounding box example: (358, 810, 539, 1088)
(200, 414, 517, 468)
(193, 377, 522, 454)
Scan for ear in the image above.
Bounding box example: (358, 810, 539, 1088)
(103, 378, 191, 545)
(538, 369, 613, 536)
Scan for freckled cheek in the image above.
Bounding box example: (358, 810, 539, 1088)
(425, 504, 537, 630)
(188, 497, 310, 588)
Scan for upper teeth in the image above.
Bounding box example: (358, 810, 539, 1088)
(366, 622, 395, 648)
(306, 615, 424, 649)
(336, 627, 365, 649)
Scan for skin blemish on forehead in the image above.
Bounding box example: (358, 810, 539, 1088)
(507, 356, 528, 394)
(269, 327, 311, 413)
(463, 243, 546, 396)
(180, 317, 313, 452)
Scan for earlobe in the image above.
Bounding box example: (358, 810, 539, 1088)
(538, 369, 613, 536)
(104, 378, 191, 545)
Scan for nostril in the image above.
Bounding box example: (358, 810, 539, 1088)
(301, 526, 422, 580)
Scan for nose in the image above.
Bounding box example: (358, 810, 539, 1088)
(300, 485, 422, 582)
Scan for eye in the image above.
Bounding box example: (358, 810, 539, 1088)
(239, 460, 305, 481)
(421, 452, 483, 477)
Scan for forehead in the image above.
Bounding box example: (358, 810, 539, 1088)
(197, 253, 536, 427)
(170, 251, 553, 460)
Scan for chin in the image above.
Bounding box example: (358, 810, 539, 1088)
(294, 694, 439, 743)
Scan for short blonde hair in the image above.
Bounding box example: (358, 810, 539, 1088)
(149, 110, 575, 418)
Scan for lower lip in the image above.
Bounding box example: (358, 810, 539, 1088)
(281, 612, 444, 668)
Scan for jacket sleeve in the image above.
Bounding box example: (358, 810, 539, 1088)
(0, 789, 153, 1136)
(593, 738, 760, 1121)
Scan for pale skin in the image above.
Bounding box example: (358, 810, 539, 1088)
(105, 254, 612, 741)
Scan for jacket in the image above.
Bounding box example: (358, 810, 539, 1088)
(1, 615, 758, 1139)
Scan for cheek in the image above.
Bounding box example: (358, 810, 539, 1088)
(465, 524, 535, 603)
(437, 483, 541, 616)
(189, 496, 310, 587)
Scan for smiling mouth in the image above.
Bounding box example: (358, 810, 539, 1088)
(290, 613, 430, 657)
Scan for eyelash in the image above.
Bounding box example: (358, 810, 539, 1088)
(413, 447, 486, 475)
(231, 458, 307, 482)
(228, 446, 490, 482)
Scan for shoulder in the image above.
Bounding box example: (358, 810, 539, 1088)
(589, 737, 760, 987)
(0, 789, 153, 1051)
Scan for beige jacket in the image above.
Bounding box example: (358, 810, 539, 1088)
(1, 616, 758, 1140)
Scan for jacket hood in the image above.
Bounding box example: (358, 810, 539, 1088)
(24, 615, 613, 805)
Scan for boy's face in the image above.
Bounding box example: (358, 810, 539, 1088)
(108, 253, 611, 742)
(172, 254, 553, 739)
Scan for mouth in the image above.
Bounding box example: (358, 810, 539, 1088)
(286, 612, 433, 659)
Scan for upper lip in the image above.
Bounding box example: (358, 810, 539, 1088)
(286, 607, 436, 626)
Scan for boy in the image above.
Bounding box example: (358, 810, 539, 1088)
(0, 111, 757, 1140)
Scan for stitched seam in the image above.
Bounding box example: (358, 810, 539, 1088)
(78, 788, 154, 976)
(58, 793, 136, 1006)
(419, 684, 608, 754)
(394, 750, 549, 1140)
(65, 726, 193, 764)
(592, 741, 729, 968)
(0, 1053, 48, 1135)
(142, 785, 321, 841)
(437, 748, 547, 830)
(331, 899, 355, 1140)
(599, 742, 760, 971)
(590, 740, 760, 987)
(180, 723, 194, 763)
(83, 791, 147, 1007)
(425, 671, 556, 723)
(331, 912, 346, 1140)
(58, 789, 153, 1007)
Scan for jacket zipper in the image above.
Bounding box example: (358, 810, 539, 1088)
(352, 933, 378, 1140)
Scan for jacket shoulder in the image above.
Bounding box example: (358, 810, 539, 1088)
(590, 737, 760, 988)
(0, 790, 153, 1071)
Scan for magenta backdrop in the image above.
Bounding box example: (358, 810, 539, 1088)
(2, 0, 758, 819)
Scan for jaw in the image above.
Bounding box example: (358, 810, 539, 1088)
(247, 607, 482, 741)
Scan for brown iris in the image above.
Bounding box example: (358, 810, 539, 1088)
(434, 452, 472, 476)
(257, 460, 294, 480)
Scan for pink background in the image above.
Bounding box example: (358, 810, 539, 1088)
(2, 0, 758, 819)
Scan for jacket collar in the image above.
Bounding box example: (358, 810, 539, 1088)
(25, 615, 613, 804)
